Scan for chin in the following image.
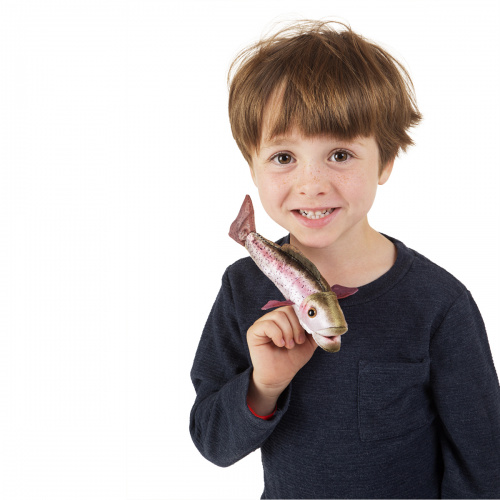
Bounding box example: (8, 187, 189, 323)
(291, 233, 339, 251)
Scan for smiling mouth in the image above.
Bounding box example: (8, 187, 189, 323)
(297, 208, 335, 220)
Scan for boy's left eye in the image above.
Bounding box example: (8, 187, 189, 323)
(330, 150, 351, 162)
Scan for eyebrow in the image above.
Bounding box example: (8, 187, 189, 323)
(260, 137, 298, 149)
(260, 136, 367, 150)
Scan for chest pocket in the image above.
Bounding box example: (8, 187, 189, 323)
(358, 359, 434, 442)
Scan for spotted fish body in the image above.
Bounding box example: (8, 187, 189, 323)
(229, 195, 358, 353)
(246, 232, 322, 305)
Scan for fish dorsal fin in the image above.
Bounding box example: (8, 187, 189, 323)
(280, 243, 330, 292)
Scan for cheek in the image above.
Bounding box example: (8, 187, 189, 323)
(253, 180, 286, 221)
(341, 172, 378, 205)
(257, 173, 292, 199)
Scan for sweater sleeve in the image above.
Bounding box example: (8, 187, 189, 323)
(430, 289, 500, 498)
(189, 268, 291, 467)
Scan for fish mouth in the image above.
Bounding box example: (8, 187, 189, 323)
(312, 332, 342, 353)
(312, 327, 347, 353)
(317, 326, 347, 336)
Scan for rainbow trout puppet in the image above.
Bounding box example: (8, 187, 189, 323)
(229, 195, 358, 353)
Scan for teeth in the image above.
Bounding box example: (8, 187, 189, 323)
(299, 208, 335, 220)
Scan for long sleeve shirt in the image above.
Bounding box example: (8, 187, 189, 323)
(190, 234, 500, 499)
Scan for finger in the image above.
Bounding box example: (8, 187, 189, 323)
(252, 307, 302, 349)
(280, 306, 306, 344)
(252, 308, 297, 348)
(268, 309, 296, 349)
(273, 306, 305, 345)
(248, 319, 285, 348)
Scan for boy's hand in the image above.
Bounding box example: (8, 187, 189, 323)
(246, 306, 317, 415)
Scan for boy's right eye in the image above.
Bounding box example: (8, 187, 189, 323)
(270, 152, 293, 165)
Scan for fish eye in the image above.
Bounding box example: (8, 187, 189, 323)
(308, 307, 317, 318)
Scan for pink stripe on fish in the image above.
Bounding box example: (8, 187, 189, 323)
(245, 233, 319, 305)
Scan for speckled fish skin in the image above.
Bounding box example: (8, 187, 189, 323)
(245, 232, 320, 306)
(229, 195, 358, 353)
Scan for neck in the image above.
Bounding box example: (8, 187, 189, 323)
(289, 220, 395, 288)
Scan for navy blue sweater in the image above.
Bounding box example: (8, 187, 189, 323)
(190, 235, 500, 498)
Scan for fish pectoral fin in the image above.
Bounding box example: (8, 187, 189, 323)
(331, 284, 359, 299)
(261, 300, 295, 310)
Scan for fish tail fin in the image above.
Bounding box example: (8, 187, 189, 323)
(229, 195, 256, 246)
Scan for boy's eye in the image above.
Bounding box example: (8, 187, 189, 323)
(271, 152, 293, 165)
(331, 150, 351, 162)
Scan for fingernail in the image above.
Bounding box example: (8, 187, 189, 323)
(298, 334, 305, 343)
(288, 339, 295, 348)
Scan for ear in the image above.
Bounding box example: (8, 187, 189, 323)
(378, 158, 395, 186)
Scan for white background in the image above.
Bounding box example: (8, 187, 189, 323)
(0, 1, 499, 499)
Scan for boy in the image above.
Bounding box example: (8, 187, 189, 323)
(190, 20, 500, 499)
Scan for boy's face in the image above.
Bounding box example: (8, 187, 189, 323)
(249, 126, 393, 253)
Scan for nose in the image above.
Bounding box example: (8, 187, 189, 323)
(295, 163, 330, 198)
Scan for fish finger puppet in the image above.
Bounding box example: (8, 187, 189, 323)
(229, 195, 358, 353)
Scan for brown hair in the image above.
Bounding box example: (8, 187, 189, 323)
(227, 20, 422, 172)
